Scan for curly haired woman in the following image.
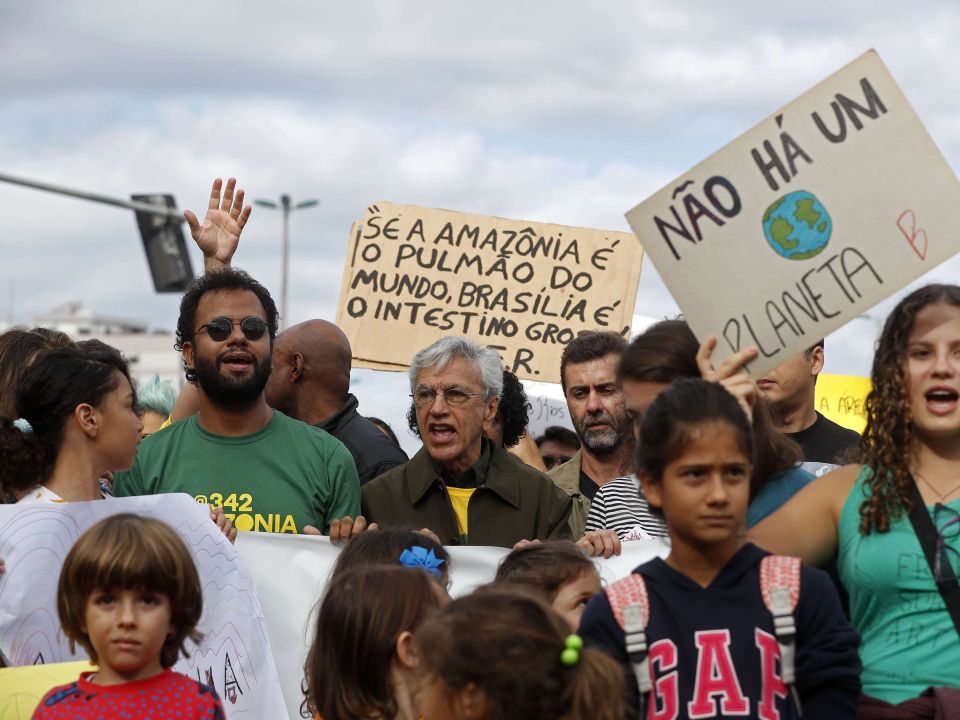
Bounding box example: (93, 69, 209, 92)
(752, 283, 960, 716)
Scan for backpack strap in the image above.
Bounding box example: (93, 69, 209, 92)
(604, 573, 653, 700)
(760, 555, 802, 714)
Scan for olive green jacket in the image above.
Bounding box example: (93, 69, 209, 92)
(362, 443, 573, 548)
(547, 450, 589, 539)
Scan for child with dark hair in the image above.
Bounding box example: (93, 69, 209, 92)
(416, 585, 624, 720)
(494, 541, 600, 631)
(32, 513, 224, 719)
(331, 527, 451, 588)
(304, 565, 445, 720)
(580, 378, 860, 718)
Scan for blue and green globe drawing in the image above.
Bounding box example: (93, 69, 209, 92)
(761, 190, 832, 260)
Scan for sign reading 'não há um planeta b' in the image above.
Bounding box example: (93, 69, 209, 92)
(625, 49, 960, 377)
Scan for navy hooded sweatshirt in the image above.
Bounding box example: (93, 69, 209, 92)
(579, 543, 861, 719)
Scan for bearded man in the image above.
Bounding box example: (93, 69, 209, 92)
(548, 330, 633, 538)
(114, 268, 360, 534)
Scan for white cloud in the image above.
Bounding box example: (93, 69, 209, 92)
(3, 0, 960, 413)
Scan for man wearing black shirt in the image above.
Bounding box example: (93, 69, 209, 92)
(757, 340, 861, 465)
(264, 319, 408, 484)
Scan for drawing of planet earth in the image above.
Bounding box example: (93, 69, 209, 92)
(761, 190, 832, 260)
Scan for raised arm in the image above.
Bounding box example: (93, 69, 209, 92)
(183, 177, 252, 272)
(748, 464, 857, 566)
(168, 178, 252, 424)
(696, 336, 759, 419)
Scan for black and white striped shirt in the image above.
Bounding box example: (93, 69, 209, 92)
(584, 474, 669, 540)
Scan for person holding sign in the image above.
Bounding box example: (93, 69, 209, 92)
(361, 336, 573, 547)
(757, 340, 861, 465)
(751, 284, 960, 713)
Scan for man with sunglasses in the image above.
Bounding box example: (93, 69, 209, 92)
(114, 268, 361, 535)
(536, 426, 581, 471)
(360, 335, 572, 547)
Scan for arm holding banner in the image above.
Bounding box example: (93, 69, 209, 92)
(307, 514, 379, 542)
(576, 529, 622, 559)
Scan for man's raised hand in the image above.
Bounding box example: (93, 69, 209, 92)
(184, 177, 252, 271)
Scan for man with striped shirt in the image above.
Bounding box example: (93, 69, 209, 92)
(548, 331, 636, 538)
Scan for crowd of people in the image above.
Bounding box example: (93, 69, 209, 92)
(0, 178, 958, 719)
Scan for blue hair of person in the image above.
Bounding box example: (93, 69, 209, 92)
(136, 375, 177, 418)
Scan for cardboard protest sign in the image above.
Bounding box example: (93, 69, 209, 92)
(0, 496, 286, 719)
(816, 373, 872, 433)
(625, 50, 960, 377)
(336, 203, 644, 383)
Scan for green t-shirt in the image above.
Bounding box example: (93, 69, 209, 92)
(839, 466, 960, 702)
(114, 411, 360, 534)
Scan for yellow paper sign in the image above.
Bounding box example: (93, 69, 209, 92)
(0, 662, 92, 720)
(815, 373, 872, 433)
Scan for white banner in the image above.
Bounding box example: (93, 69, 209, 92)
(0, 495, 286, 719)
(0, 495, 668, 720)
(235, 533, 669, 719)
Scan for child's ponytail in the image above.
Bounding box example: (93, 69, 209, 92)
(0, 417, 49, 497)
(563, 645, 625, 720)
(416, 586, 624, 720)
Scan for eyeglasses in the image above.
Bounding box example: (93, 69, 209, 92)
(541, 454, 574, 469)
(934, 502, 960, 583)
(410, 387, 481, 407)
(195, 317, 268, 342)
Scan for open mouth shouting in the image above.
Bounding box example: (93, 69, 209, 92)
(428, 423, 456, 444)
(925, 386, 960, 416)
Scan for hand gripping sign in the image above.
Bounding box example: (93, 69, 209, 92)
(625, 50, 960, 377)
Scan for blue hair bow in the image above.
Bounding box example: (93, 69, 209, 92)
(13, 418, 32, 433)
(398, 546, 445, 579)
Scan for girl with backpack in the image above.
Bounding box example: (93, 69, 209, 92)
(580, 378, 861, 719)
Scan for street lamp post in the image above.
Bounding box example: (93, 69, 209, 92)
(254, 194, 320, 330)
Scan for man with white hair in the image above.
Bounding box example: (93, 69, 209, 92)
(361, 336, 573, 547)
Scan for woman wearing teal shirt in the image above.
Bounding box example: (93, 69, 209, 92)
(753, 283, 960, 713)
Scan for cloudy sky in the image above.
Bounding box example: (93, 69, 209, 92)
(3, 1, 960, 448)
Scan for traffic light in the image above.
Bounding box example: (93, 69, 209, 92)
(131, 194, 194, 292)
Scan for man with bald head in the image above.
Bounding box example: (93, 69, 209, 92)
(264, 319, 408, 484)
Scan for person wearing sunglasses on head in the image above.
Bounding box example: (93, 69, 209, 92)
(112, 179, 360, 536)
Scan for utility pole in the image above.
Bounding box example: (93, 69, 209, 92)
(254, 194, 320, 329)
(0, 171, 194, 292)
